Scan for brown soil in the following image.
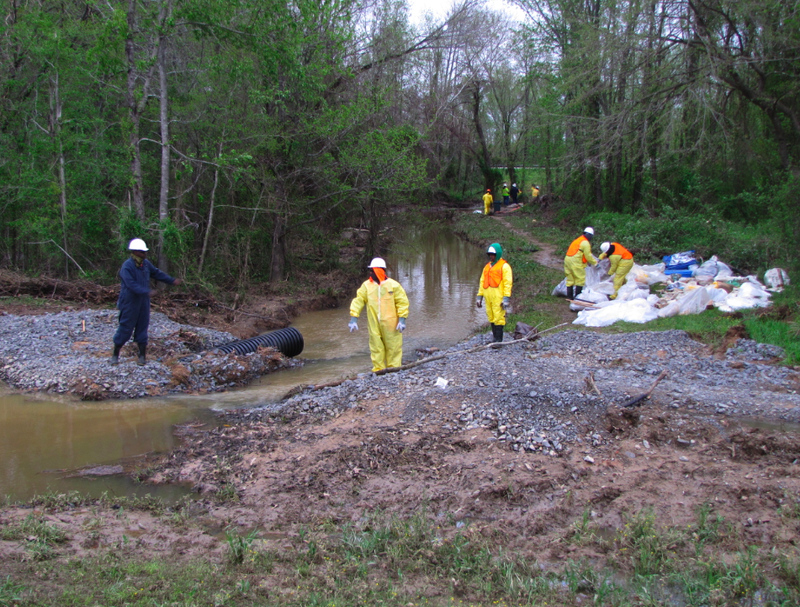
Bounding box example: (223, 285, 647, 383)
(2, 392, 798, 574)
(494, 215, 564, 270)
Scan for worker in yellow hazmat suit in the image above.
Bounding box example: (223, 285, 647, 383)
(599, 241, 634, 300)
(483, 189, 494, 215)
(564, 227, 597, 301)
(349, 257, 410, 372)
(476, 243, 513, 342)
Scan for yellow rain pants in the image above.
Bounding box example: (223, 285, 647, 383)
(608, 255, 634, 299)
(478, 261, 513, 326)
(564, 236, 597, 287)
(350, 278, 409, 372)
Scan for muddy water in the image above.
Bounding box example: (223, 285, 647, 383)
(1, 223, 488, 501)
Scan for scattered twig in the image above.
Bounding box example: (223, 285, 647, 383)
(621, 370, 668, 408)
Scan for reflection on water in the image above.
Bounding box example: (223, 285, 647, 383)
(0, 222, 488, 501)
(0, 391, 215, 502)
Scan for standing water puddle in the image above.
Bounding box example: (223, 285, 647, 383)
(0, 222, 487, 501)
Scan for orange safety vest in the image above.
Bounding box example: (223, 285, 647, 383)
(610, 243, 633, 260)
(566, 235, 589, 263)
(482, 259, 506, 289)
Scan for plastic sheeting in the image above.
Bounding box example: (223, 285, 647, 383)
(573, 298, 660, 327)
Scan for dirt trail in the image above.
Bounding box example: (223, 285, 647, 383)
(493, 215, 563, 270)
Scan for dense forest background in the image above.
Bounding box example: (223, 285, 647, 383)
(1, 0, 798, 287)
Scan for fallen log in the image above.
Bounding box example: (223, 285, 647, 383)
(621, 370, 667, 407)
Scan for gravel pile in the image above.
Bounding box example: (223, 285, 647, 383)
(0, 310, 297, 400)
(250, 329, 800, 455)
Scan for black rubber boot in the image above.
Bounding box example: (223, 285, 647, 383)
(566, 286, 574, 301)
(110, 344, 121, 365)
(574, 286, 583, 299)
(489, 324, 496, 341)
(137, 342, 147, 366)
(494, 325, 504, 343)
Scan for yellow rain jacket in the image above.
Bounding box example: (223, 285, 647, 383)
(564, 235, 597, 287)
(599, 242, 634, 299)
(477, 243, 513, 326)
(350, 277, 409, 372)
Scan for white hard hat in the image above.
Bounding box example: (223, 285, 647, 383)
(600, 242, 610, 253)
(128, 238, 149, 251)
(487, 245, 497, 254)
(583, 227, 594, 236)
(368, 257, 387, 268)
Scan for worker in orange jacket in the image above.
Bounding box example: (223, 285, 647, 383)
(563, 227, 597, 301)
(599, 242, 634, 299)
(476, 243, 513, 342)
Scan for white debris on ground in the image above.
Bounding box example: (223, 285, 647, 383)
(552, 255, 790, 328)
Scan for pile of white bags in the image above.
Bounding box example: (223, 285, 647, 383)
(561, 258, 788, 327)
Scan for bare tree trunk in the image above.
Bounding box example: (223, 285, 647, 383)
(50, 71, 69, 278)
(199, 143, 222, 275)
(125, 0, 150, 224)
(156, 0, 172, 273)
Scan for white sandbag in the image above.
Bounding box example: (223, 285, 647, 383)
(616, 280, 648, 301)
(693, 256, 718, 284)
(592, 281, 617, 296)
(658, 301, 680, 318)
(647, 294, 660, 305)
(569, 288, 608, 311)
(573, 298, 658, 327)
(738, 282, 770, 299)
(631, 263, 668, 286)
(715, 261, 733, 280)
(724, 293, 771, 311)
(706, 287, 729, 303)
(764, 268, 790, 289)
(552, 278, 568, 297)
(585, 259, 612, 288)
(628, 289, 649, 301)
(678, 286, 711, 315)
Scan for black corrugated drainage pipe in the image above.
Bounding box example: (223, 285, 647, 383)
(215, 327, 304, 358)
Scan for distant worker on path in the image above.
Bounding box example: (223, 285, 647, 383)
(502, 183, 510, 207)
(111, 238, 182, 366)
(349, 257, 409, 372)
(564, 227, 597, 302)
(599, 241, 634, 300)
(483, 189, 494, 215)
(476, 243, 513, 343)
(509, 183, 519, 206)
(531, 184, 540, 203)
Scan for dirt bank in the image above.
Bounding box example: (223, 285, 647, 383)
(2, 328, 799, 603)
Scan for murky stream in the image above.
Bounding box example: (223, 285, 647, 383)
(0, 223, 487, 501)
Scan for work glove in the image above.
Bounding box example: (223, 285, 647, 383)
(476, 296, 483, 308)
(396, 318, 406, 332)
(502, 297, 512, 313)
(173, 278, 183, 286)
(148, 289, 158, 298)
(348, 318, 358, 332)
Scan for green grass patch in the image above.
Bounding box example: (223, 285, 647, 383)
(3, 504, 799, 606)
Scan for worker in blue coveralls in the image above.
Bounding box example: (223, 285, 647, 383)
(111, 238, 182, 366)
